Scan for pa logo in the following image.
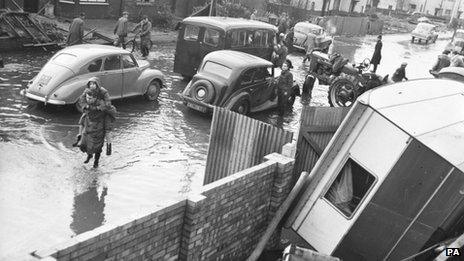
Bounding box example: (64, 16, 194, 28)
(445, 248, 461, 256)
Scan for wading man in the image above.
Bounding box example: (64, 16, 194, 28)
(277, 60, 293, 115)
(114, 11, 129, 49)
(67, 13, 85, 46)
(132, 15, 152, 58)
(370, 35, 382, 73)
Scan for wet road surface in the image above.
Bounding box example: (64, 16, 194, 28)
(0, 33, 449, 258)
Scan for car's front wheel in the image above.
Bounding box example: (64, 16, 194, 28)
(144, 80, 161, 101)
(231, 98, 250, 115)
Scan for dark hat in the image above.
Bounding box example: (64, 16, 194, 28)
(284, 59, 293, 69)
(142, 15, 149, 20)
(80, 12, 85, 17)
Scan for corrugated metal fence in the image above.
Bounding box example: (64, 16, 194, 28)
(203, 107, 294, 185)
(293, 106, 350, 183)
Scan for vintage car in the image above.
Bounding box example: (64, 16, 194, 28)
(22, 44, 164, 110)
(181, 50, 300, 115)
(411, 22, 438, 44)
(292, 21, 332, 53)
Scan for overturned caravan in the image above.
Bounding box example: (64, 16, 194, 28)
(287, 79, 464, 260)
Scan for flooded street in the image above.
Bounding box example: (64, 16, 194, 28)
(0, 33, 448, 258)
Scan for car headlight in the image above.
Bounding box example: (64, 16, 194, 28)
(197, 89, 206, 99)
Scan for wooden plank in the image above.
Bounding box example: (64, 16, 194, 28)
(303, 132, 324, 156)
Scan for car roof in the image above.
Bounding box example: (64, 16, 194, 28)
(295, 21, 323, 30)
(182, 16, 277, 32)
(203, 50, 273, 70)
(58, 44, 130, 60)
(416, 22, 436, 28)
(359, 79, 464, 171)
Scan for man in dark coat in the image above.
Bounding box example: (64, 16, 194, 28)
(67, 13, 85, 46)
(277, 60, 294, 115)
(370, 35, 382, 73)
(132, 15, 152, 58)
(392, 62, 408, 82)
(430, 50, 451, 75)
(114, 11, 129, 49)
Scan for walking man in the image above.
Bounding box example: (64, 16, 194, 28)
(67, 13, 85, 46)
(132, 15, 152, 58)
(114, 11, 129, 49)
(370, 35, 382, 73)
(450, 50, 464, 67)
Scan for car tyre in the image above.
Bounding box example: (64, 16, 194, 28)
(231, 98, 250, 115)
(144, 80, 162, 101)
(328, 75, 359, 107)
(411, 36, 415, 43)
(190, 80, 215, 104)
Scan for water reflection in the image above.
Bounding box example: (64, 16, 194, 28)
(70, 179, 107, 235)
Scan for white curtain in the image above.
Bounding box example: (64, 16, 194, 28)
(326, 161, 354, 213)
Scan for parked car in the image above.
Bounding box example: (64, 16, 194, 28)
(411, 22, 438, 44)
(292, 21, 332, 53)
(181, 50, 300, 115)
(22, 44, 164, 111)
(407, 12, 427, 24)
(174, 16, 278, 78)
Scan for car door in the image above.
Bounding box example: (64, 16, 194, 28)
(99, 55, 123, 99)
(238, 68, 265, 108)
(121, 54, 140, 97)
(174, 23, 202, 77)
(251, 66, 274, 106)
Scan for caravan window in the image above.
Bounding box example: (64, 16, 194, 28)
(324, 158, 376, 218)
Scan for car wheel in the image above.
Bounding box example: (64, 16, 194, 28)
(231, 98, 250, 115)
(144, 80, 161, 101)
(425, 39, 429, 44)
(411, 36, 415, 43)
(189, 80, 215, 104)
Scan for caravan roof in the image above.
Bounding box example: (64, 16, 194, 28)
(359, 79, 464, 171)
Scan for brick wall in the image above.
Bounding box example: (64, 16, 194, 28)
(32, 153, 295, 261)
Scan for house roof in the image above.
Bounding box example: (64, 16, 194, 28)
(182, 16, 277, 32)
(359, 79, 464, 171)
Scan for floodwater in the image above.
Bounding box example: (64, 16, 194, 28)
(0, 33, 449, 258)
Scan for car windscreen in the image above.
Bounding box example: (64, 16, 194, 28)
(456, 31, 464, 39)
(202, 61, 232, 78)
(52, 53, 78, 68)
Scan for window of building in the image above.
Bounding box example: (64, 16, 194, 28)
(204, 28, 220, 47)
(446, 9, 452, 15)
(103, 55, 121, 71)
(136, 0, 155, 4)
(324, 158, 376, 218)
(122, 55, 137, 69)
(184, 24, 199, 41)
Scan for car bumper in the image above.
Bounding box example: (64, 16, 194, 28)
(411, 34, 429, 40)
(20, 89, 67, 105)
(182, 96, 214, 113)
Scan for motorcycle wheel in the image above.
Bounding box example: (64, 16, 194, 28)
(328, 75, 359, 107)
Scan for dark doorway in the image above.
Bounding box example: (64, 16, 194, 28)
(24, 0, 39, 13)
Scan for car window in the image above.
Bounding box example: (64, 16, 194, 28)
(231, 30, 247, 47)
(184, 24, 199, 41)
(254, 67, 271, 82)
(122, 54, 137, 69)
(251, 30, 269, 47)
(103, 55, 121, 71)
(204, 28, 220, 47)
(85, 59, 102, 73)
(241, 69, 255, 85)
(202, 61, 232, 79)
